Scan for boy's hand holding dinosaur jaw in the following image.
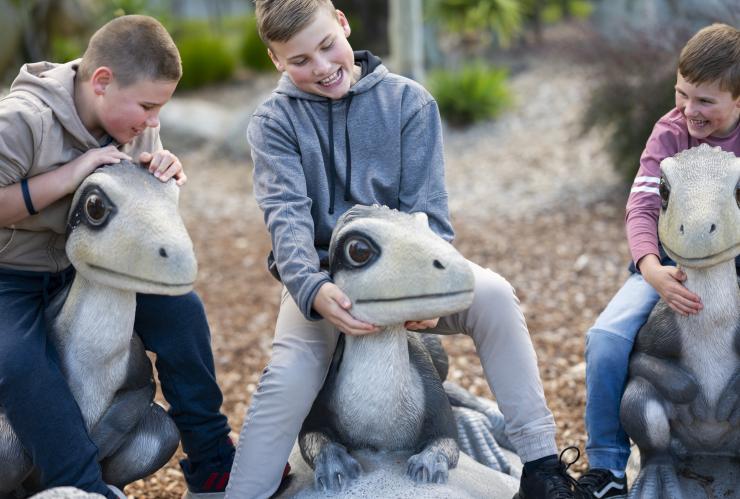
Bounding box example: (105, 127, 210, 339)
(314, 282, 380, 336)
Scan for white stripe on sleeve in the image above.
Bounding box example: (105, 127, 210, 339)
(633, 176, 660, 185)
(630, 186, 660, 195)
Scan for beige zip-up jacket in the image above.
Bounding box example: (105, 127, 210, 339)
(0, 60, 161, 272)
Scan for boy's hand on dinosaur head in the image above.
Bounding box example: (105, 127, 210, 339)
(314, 282, 380, 336)
(139, 150, 187, 186)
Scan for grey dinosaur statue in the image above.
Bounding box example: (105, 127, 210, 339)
(279, 205, 520, 498)
(620, 144, 740, 499)
(0, 161, 189, 496)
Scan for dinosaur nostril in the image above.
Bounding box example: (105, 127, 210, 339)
(679, 224, 684, 234)
(433, 260, 445, 270)
(709, 223, 716, 233)
(159, 247, 168, 258)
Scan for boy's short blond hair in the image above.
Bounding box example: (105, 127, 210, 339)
(679, 23, 740, 98)
(255, 0, 337, 44)
(78, 15, 182, 87)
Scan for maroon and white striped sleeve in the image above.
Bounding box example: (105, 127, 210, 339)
(625, 120, 684, 267)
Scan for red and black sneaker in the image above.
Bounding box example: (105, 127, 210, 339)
(181, 454, 291, 498)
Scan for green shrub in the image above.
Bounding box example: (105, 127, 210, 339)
(430, 0, 522, 47)
(541, 0, 593, 23)
(429, 64, 510, 126)
(581, 48, 675, 181)
(240, 15, 273, 71)
(50, 36, 84, 64)
(177, 34, 236, 90)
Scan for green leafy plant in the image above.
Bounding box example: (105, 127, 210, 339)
(429, 63, 510, 126)
(429, 0, 522, 47)
(240, 14, 273, 71)
(50, 35, 84, 63)
(177, 33, 236, 90)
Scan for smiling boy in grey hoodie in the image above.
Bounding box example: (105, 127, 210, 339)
(228, 2, 576, 498)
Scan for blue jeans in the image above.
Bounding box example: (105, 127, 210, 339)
(584, 272, 659, 471)
(0, 267, 229, 493)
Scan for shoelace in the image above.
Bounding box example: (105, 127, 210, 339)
(578, 468, 616, 492)
(540, 446, 582, 499)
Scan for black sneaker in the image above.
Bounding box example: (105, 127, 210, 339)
(513, 447, 580, 499)
(576, 468, 627, 498)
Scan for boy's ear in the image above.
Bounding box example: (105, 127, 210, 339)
(336, 9, 351, 38)
(267, 48, 284, 72)
(91, 66, 114, 95)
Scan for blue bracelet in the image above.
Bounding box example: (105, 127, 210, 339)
(20, 178, 37, 215)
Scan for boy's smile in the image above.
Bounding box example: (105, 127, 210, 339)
(268, 8, 358, 100)
(675, 72, 740, 139)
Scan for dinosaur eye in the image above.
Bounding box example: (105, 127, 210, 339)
(659, 177, 670, 210)
(736, 183, 739, 209)
(84, 193, 110, 226)
(344, 236, 375, 267)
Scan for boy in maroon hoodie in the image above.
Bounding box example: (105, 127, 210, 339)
(579, 23, 740, 499)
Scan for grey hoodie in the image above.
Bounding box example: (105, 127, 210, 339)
(0, 60, 160, 272)
(248, 51, 453, 320)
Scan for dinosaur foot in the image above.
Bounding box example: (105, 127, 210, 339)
(406, 446, 452, 484)
(313, 441, 362, 493)
(628, 460, 684, 499)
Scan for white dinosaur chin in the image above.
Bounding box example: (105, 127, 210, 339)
(662, 242, 740, 270)
(66, 221, 197, 295)
(66, 162, 198, 296)
(332, 210, 475, 327)
(349, 288, 475, 327)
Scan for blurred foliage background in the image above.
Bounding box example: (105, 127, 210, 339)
(1, 0, 739, 180)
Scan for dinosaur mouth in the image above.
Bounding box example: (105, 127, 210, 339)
(354, 289, 474, 304)
(662, 241, 740, 267)
(86, 263, 195, 288)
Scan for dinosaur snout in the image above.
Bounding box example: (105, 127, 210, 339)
(677, 220, 719, 238)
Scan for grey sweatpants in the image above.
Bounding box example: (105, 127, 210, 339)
(225, 261, 557, 498)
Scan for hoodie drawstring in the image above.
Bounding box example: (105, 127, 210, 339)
(327, 99, 336, 214)
(326, 94, 355, 215)
(344, 94, 354, 203)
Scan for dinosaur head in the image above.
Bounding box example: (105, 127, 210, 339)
(658, 144, 740, 269)
(329, 205, 474, 326)
(65, 160, 197, 295)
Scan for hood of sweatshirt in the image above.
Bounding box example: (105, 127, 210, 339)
(10, 59, 104, 151)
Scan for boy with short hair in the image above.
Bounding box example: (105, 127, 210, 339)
(227, 1, 577, 498)
(0, 15, 233, 498)
(579, 23, 740, 499)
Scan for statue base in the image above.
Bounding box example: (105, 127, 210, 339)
(275, 445, 520, 498)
